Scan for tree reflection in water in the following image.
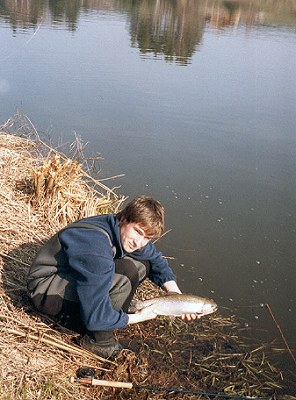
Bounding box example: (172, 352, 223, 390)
(0, 0, 295, 64)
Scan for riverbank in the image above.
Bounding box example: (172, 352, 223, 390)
(0, 115, 292, 399)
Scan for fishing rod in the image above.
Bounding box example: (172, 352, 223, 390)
(70, 368, 267, 400)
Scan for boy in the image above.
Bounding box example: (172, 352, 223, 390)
(27, 195, 193, 359)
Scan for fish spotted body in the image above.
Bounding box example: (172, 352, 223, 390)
(134, 293, 217, 317)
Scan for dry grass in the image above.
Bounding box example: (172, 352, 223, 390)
(0, 114, 294, 399)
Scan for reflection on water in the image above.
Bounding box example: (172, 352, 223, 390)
(1, 0, 296, 63)
(128, 0, 205, 65)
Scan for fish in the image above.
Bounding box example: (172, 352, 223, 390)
(134, 293, 217, 317)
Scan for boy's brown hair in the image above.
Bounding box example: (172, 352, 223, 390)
(116, 195, 165, 238)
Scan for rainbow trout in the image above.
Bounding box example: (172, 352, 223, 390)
(134, 293, 217, 317)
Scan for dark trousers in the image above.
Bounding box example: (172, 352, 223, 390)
(33, 257, 150, 333)
(109, 257, 149, 312)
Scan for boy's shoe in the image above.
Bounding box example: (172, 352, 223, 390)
(80, 332, 123, 360)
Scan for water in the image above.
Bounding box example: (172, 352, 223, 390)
(1, 0, 296, 391)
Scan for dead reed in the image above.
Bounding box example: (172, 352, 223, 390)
(0, 114, 293, 399)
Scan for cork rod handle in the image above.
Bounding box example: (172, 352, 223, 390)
(70, 376, 133, 389)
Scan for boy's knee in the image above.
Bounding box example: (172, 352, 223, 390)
(132, 258, 149, 282)
(109, 274, 132, 310)
(115, 257, 149, 283)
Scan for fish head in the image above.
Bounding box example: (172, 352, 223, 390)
(199, 299, 218, 315)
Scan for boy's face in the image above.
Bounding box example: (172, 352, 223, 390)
(120, 222, 152, 253)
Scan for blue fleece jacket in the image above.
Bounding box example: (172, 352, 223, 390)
(59, 214, 176, 331)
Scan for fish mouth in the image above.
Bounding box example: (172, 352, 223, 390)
(201, 304, 217, 315)
(211, 303, 218, 312)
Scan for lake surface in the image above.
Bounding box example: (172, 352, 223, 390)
(1, 0, 296, 391)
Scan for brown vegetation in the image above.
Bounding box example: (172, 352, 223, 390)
(0, 115, 293, 399)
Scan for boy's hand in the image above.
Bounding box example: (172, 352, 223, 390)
(181, 313, 201, 321)
(127, 306, 157, 324)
